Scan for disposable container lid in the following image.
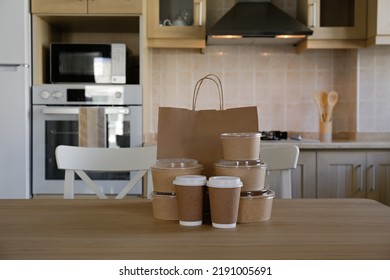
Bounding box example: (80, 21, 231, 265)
(173, 175, 207, 186)
(240, 190, 275, 198)
(155, 158, 198, 168)
(207, 176, 243, 188)
(220, 132, 262, 139)
(215, 159, 266, 168)
(151, 191, 176, 197)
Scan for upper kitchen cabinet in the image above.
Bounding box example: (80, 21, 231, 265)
(367, 0, 390, 46)
(147, 0, 207, 49)
(31, 0, 142, 14)
(296, 0, 367, 51)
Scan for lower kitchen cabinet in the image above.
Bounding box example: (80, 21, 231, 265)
(292, 150, 390, 206)
(292, 151, 317, 198)
(317, 151, 366, 199)
(366, 151, 390, 205)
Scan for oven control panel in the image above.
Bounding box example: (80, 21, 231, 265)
(32, 84, 142, 105)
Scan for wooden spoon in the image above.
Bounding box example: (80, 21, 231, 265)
(320, 91, 328, 121)
(313, 92, 324, 121)
(313, 91, 328, 121)
(326, 91, 339, 122)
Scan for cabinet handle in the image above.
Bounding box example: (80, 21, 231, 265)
(196, 0, 203, 27)
(368, 164, 376, 192)
(356, 164, 364, 192)
(309, 2, 316, 28)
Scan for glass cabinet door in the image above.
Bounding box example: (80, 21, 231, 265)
(307, 0, 367, 39)
(159, 0, 196, 27)
(147, 0, 206, 48)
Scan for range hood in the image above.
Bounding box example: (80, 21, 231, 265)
(207, 0, 313, 45)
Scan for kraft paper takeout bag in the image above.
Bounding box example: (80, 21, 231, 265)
(157, 74, 259, 177)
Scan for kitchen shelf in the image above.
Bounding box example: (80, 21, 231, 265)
(32, 15, 141, 85)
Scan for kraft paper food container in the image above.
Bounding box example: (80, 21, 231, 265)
(173, 175, 207, 226)
(220, 132, 261, 160)
(151, 191, 178, 220)
(207, 176, 243, 229)
(214, 159, 266, 192)
(237, 190, 275, 223)
(151, 158, 203, 193)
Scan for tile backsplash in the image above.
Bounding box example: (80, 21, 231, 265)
(148, 0, 390, 137)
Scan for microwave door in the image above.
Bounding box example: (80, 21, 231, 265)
(50, 44, 111, 83)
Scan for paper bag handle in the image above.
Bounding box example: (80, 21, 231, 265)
(192, 74, 224, 110)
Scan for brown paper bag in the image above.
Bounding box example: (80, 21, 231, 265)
(157, 74, 259, 177)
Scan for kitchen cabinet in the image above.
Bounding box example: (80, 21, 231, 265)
(147, 0, 207, 49)
(31, 0, 142, 85)
(291, 151, 317, 198)
(317, 151, 366, 199)
(31, 0, 142, 14)
(296, 0, 367, 51)
(366, 152, 390, 205)
(315, 150, 390, 205)
(367, 0, 390, 46)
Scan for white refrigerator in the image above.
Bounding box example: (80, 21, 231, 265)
(0, 0, 31, 198)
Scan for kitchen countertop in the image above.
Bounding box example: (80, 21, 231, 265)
(261, 139, 390, 150)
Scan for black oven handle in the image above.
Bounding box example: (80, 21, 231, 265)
(42, 107, 130, 115)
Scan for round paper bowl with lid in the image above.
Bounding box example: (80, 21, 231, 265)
(214, 159, 266, 192)
(220, 132, 261, 160)
(151, 191, 178, 220)
(237, 190, 275, 223)
(151, 158, 203, 193)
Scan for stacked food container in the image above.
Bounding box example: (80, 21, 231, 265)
(216, 132, 275, 223)
(150, 158, 203, 220)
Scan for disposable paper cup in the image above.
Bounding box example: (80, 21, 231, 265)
(214, 159, 266, 191)
(151, 158, 203, 193)
(207, 176, 243, 228)
(237, 190, 275, 223)
(220, 132, 261, 160)
(173, 175, 207, 226)
(151, 192, 178, 220)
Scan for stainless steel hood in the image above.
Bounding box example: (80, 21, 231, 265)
(207, 0, 313, 45)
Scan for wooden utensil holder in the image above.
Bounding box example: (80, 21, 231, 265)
(319, 121, 332, 142)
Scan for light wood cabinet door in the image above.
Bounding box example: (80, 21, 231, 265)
(147, 0, 206, 48)
(31, 0, 88, 14)
(292, 151, 317, 198)
(297, 0, 367, 40)
(366, 151, 390, 206)
(32, 0, 141, 14)
(367, 0, 390, 45)
(317, 151, 366, 198)
(88, 0, 142, 14)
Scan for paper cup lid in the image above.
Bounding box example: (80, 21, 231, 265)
(155, 158, 198, 168)
(173, 175, 207, 186)
(220, 132, 261, 139)
(207, 176, 243, 188)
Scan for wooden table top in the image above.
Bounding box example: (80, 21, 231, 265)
(0, 198, 389, 260)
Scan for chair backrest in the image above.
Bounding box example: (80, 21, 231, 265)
(260, 144, 299, 199)
(55, 145, 157, 199)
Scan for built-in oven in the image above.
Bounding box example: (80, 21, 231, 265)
(32, 84, 143, 196)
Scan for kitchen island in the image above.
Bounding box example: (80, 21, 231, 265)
(0, 198, 389, 260)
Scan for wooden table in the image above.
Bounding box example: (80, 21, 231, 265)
(0, 198, 389, 260)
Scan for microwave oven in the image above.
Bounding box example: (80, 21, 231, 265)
(50, 43, 127, 84)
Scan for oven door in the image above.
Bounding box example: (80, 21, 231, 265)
(32, 105, 143, 196)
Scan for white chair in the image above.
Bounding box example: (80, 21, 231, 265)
(55, 145, 157, 199)
(260, 144, 299, 199)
